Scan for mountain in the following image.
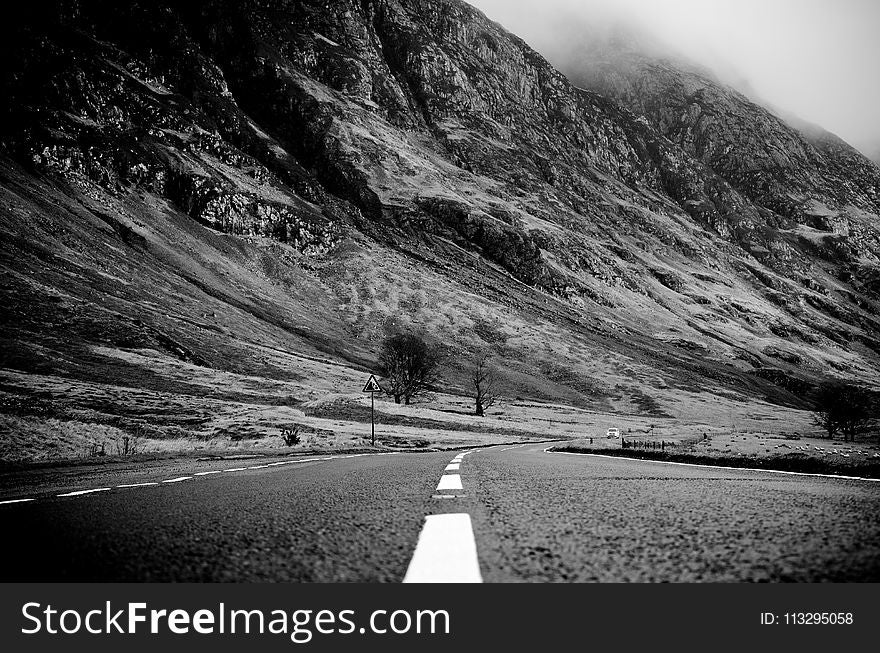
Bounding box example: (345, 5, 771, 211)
(2, 0, 879, 461)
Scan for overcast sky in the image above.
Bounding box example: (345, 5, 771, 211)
(466, 0, 880, 158)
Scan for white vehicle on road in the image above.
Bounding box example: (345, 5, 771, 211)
(606, 428, 620, 438)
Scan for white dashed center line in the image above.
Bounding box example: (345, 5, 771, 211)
(409, 450, 483, 581)
(436, 474, 463, 491)
(403, 513, 482, 583)
(224, 467, 249, 472)
(57, 488, 111, 497)
(162, 476, 192, 483)
(117, 482, 159, 488)
(193, 470, 223, 476)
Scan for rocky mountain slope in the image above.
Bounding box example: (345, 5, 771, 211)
(1, 0, 879, 460)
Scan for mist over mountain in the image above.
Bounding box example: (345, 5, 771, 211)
(529, 13, 880, 212)
(1, 0, 879, 461)
(467, 0, 880, 163)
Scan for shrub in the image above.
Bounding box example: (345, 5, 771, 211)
(281, 425, 301, 447)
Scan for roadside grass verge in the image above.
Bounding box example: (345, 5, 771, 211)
(551, 444, 880, 479)
(301, 398, 556, 439)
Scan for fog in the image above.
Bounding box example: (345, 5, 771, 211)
(466, 0, 880, 160)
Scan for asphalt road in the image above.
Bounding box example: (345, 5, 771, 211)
(2, 444, 879, 581)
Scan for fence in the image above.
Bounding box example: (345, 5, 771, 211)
(621, 439, 675, 452)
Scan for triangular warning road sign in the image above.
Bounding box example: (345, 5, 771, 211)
(362, 374, 381, 393)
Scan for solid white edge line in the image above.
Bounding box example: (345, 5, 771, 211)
(57, 488, 111, 497)
(403, 513, 482, 583)
(0, 498, 34, 506)
(436, 474, 463, 491)
(544, 447, 880, 483)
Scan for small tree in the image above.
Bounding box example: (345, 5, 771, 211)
(377, 331, 441, 405)
(472, 354, 497, 417)
(812, 382, 875, 441)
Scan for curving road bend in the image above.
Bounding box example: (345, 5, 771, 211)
(1, 443, 878, 582)
(470, 444, 880, 582)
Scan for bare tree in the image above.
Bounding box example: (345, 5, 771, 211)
(377, 332, 441, 405)
(812, 382, 875, 441)
(472, 354, 497, 417)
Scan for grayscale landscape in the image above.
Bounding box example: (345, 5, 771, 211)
(1, 0, 878, 582)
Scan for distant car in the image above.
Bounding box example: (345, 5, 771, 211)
(606, 428, 620, 438)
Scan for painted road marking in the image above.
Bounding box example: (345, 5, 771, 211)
(58, 488, 111, 497)
(268, 457, 329, 466)
(436, 474, 463, 491)
(546, 448, 880, 483)
(0, 451, 409, 505)
(445, 463, 460, 471)
(431, 494, 461, 499)
(403, 513, 482, 583)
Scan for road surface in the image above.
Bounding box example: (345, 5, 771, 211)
(1, 443, 879, 581)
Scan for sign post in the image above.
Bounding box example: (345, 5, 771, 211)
(362, 374, 381, 446)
